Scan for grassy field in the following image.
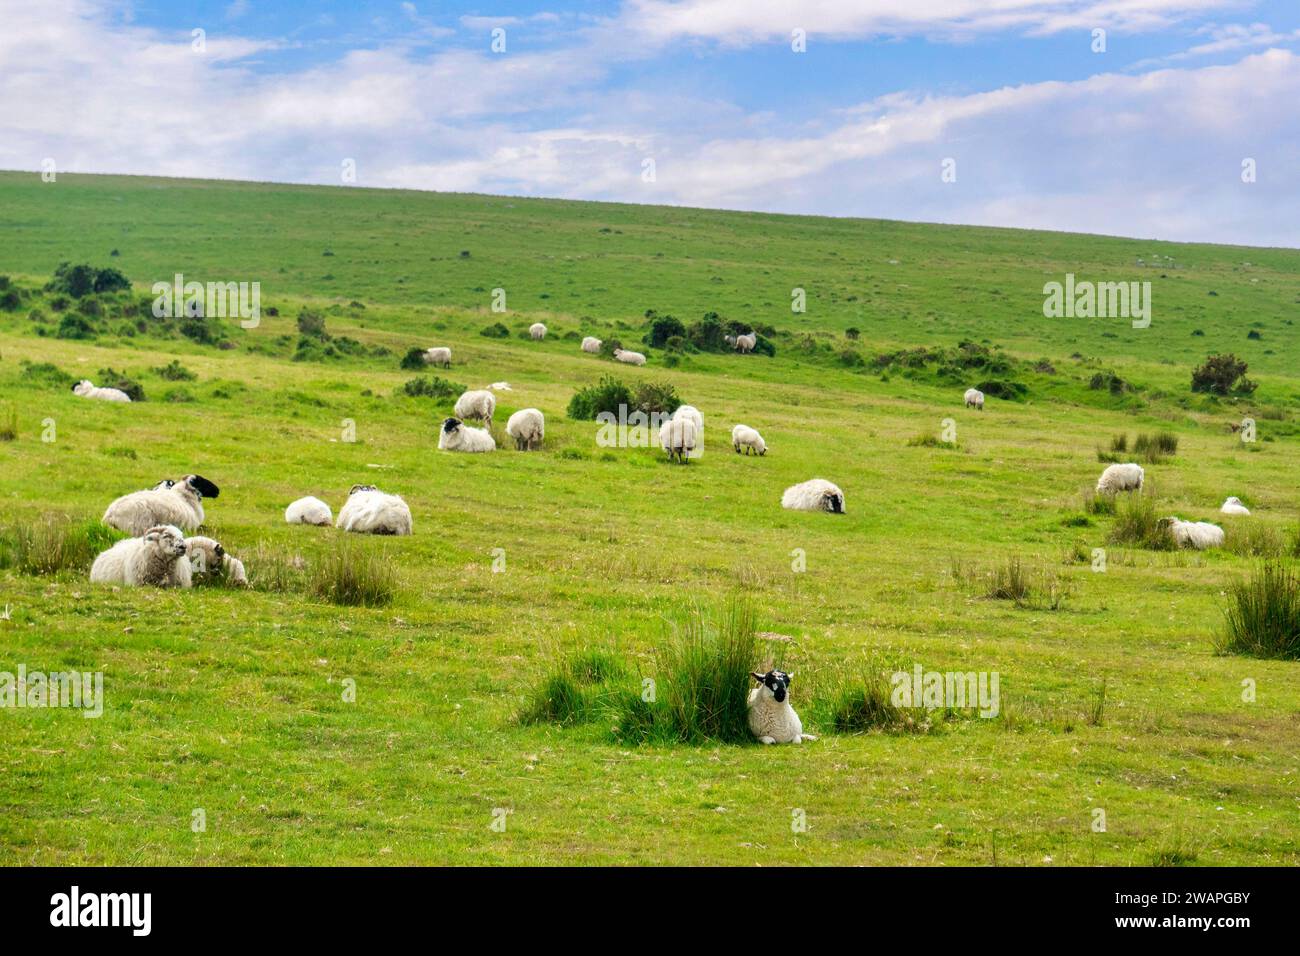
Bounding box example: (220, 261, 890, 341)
(0, 170, 1297, 865)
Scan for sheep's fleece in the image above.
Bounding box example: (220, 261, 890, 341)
(285, 496, 333, 526)
(964, 387, 984, 409)
(102, 475, 220, 536)
(1221, 496, 1250, 515)
(747, 671, 815, 744)
(454, 389, 497, 424)
(1163, 517, 1225, 550)
(72, 380, 131, 402)
(581, 336, 602, 353)
(506, 408, 545, 450)
(336, 484, 413, 535)
(90, 524, 191, 587)
(439, 417, 496, 453)
(1096, 463, 1144, 495)
(781, 479, 845, 513)
(731, 424, 766, 455)
(184, 535, 248, 586)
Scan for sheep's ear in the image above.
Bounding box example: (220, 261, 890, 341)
(785, 673, 794, 684)
(751, 672, 766, 683)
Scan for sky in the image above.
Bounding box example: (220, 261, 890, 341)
(1, 0, 1298, 246)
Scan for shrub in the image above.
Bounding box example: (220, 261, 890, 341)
(1108, 493, 1173, 550)
(310, 541, 396, 606)
(643, 311, 687, 348)
(399, 347, 428, 370)
(1089, 371, 1129, 395)
(153, 359, 196, 381)
(296, 309, 328, 338)
(685, 311, 729, 352)
(20, 361, 74, 388)
(96, 368, 145, 402)
(399, 376, 463, 400)
(631, 380, 681, 417)
(0, 516, 122, 575)
(1218, 562, 1300, 660)
(567, 375, 631, 421)
(479, 322, 510, 338)
(0, 288, 20, 312)
(1192, 353, 1257, 395)
(55, 313, 96, 339)
(162, 387, 196, 403)
(845, 327, 860, 340)
(976, 379, 1028, 401)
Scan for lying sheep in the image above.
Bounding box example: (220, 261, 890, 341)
(72, 380, 131, 403)
(659, 416, 698, 463)
(1096, 463, 1144, 495)
(613, 347, 646, 366)
(1221, 496, 1251, 515)
(184, 535, 248, 586)
(581, 336, 602, 354)
(103, 475, 220, 536)
(748, 670, 816, 744)
(725, 332, 756, 353)
(285, 496, 333, 526)
(90, 524, 191, 588)
(423, 347, 452, 368)
(336, 484, 413, 535)
(529, 323, 546, 341)
(439, 417, 496, 453)
(731, 424, 767, 455)
(454, 389, 496, 425)
(781, 479, 845, 514)
(964, 387, 985, 410)
(1160, 516, 1225, 550)
(506, 408, 545, 451)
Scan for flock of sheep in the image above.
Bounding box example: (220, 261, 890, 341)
(1095, 462, 1249, 550)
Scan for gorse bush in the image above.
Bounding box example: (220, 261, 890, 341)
(631, 380, 681, 417)
(153, 359, 196, 381)
(399, 376, 463, 400)
(96, 367, 145, 402)
(46, 262, 131, 299)
(479, 322, 510, 338)
(567, 375, 631, 421)
(1219, 562, 1300, 660)
(310, 541, 396, 606)
(1192, 353, 1257, 396)
(399, 346, 428, 370)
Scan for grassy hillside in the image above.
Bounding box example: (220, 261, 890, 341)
(0, 172, 1298, 865)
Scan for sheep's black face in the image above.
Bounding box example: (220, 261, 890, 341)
(825, 493, 844, 514)
(186, 475, 220, 499)
(442, 417, 461, 434)
(752, 670, 792, 703)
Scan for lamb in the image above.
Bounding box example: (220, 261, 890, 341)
(423, 347, 452, 368)
(658, 415, 698, 463)
(613, 347, 646, 366)
(964, 387, 985, 410)
(1221, 496, 1251, 516)
(505, 408, 545, 451)
(781, 479, 845, 514)
(72, 380, 131, 403)
(1096, 463, 1144, 495)
(285, 496, 333, 526)
(529, 323, 547, 341)
(454, 389, 497, 425)
(102, 475, 220, 536)
(724, 332, 756, 353)
(439, 416, 496, 453)
(184, 535, 248, 586)
(89, 525, 191, 588)
(581, 336, 602, 354)
(1160, 516, 1225, 550)
(336, 484, 413, 535)
(747, 670, 816, 744)
(731, 424, 767, 456)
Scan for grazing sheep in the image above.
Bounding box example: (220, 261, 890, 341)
(1221, 496, 1251, 516)
(725, 332, 756, 353)
(439, 416, 496, 453)
(1160, 516, 1225, 550)
(90, 524, 191, 588)
(103, 475, 220, 536)
(72, 380, 131, 403)
(336, 484, 413, 535)
(454, 389, 497, 425)
(581, 336, 602, 354)
(285, 496, 333, 526)
(506, 408, 545, 451)
(529, 323, 547, 341)
(747, 670, 816, 744)
(964, 387, 985, 410)
(658, 415, 699, 463)
(423, 347, 452, 368)
(731, 424, 767, 456)
(672, 404, 704, 434)
(184, 535, 248, 586)
(1096, 463, 1144, 495)
(781, 479, 845, 514)
(613, 347, 646, 366)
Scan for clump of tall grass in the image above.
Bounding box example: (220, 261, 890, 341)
(1082, 490, 1116, 516)
(1223, 521, 1285, 557)
(1134, 430, 1178, 463)
(0, 515, 121, 575)
(1218, 561, 1300, 660)
(907, 433, 959, 451)
(0, 405, 16, 442)
(1107, 492, 1174, 550)
(310, 540, 395, 606)
(951, 554, 1074, 609)
(246, 542, 309, 592)
(813, 662, 934, 734)
(518, 648, 628, 726)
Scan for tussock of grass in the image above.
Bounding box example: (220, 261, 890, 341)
(310, 541, 395, 606)
(1107, 492, 1174, 550)
(1082, 490, 1116, 516)
(952, 555, 1073, 610)
(0, 515, 121, 575)
(813, 664, 933, 734)
(246, 543, 309, 593)
(0, 405, 16, 441)
(1218, 561, 1300, 660)
(518, 648, 628, 726)
(1223, 521, 1285, 557)
(907, 433, 959, 450)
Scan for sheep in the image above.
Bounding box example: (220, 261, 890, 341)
(285, 496, 333, 526)
(439, 416, 496, 453)
(102, 475, 220, 536)
(747, 670, 816, 744)
(506, 408, 545, 451)
(454, 389, 496, 426)
(529, 323, 547, 341)
(184, 535, 248, 586)
(672, 404, 704, 434)
(89, 525, 191, 588)
(336, 484, 413, 535)
(964, 387, 985, 410)
(781, 479, 845, 514)
(731, 424, 767, 456)
(1160, 516, 1225, 550)
(658, 415, 698, 464)
(725, 332, 756, 353)
(72, 380, 131, 403)
(613, 347, 646, 366)
(1096, 463, 1144, 495)
(423, 347, 452, 368)
(581, 336, 602, 354)
(1221, 496, 1251, 516)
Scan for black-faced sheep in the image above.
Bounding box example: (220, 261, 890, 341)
(439, 417, 496, 453)
(781, 479, 844, 513)
(747, 670, 815, 744)
(102, 475, 220, 536)
(336, 484, 413, 535)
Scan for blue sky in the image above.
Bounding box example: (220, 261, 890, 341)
(3, 0, 1299, 245)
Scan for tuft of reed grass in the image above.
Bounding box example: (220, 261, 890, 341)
(0, 515, 122, 575)
(1218, 561, 1300, 660)
(518, 647, 631, 726)
(953, 554, 1073, 610)
(907, 433, 959, 450)
(1084, 679, 1107, 726)
(1223, 521, 1284, 557)
(1082, 490, 1116, 516)
(310, 540, 395, 606)
(813, 662, 934, 734)
(0, 405, 16, 442)
(1134, 430, 1179, 463)
(1107, 492, 1174, 550)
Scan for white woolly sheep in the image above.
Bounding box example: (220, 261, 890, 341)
(1096, 463, 1144, 495)
(102, 475, 220, 536)
(659, 416, 699, 464)
(336, 484, 413, 535)
(184, 535, 248, 586)
(613, 347, 646, 366)
(731, 424, 767, 456)
(439, 417, 496, 453)
(423, 347, 452, 368)
(781, 479, 845, 514)
(748, 670, 816, 744)
(72, 380, 131, 403)
(506, 408, 545, 451)
(90, 524, 191, 588)
(529, 323, 547, 341)
(454, 389, 497, 425)
(581, 336, 602, 354)
(285, 496, 333, 526)
(725, 332, 756, 353)
(1221, 496, 1251, 515)
(964, 387, 985, 410)
(1160, 516, 1225, 550)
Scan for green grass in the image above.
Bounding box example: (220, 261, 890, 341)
(0, 171, 1298, 865)
(1219, 562, 1300, 660)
